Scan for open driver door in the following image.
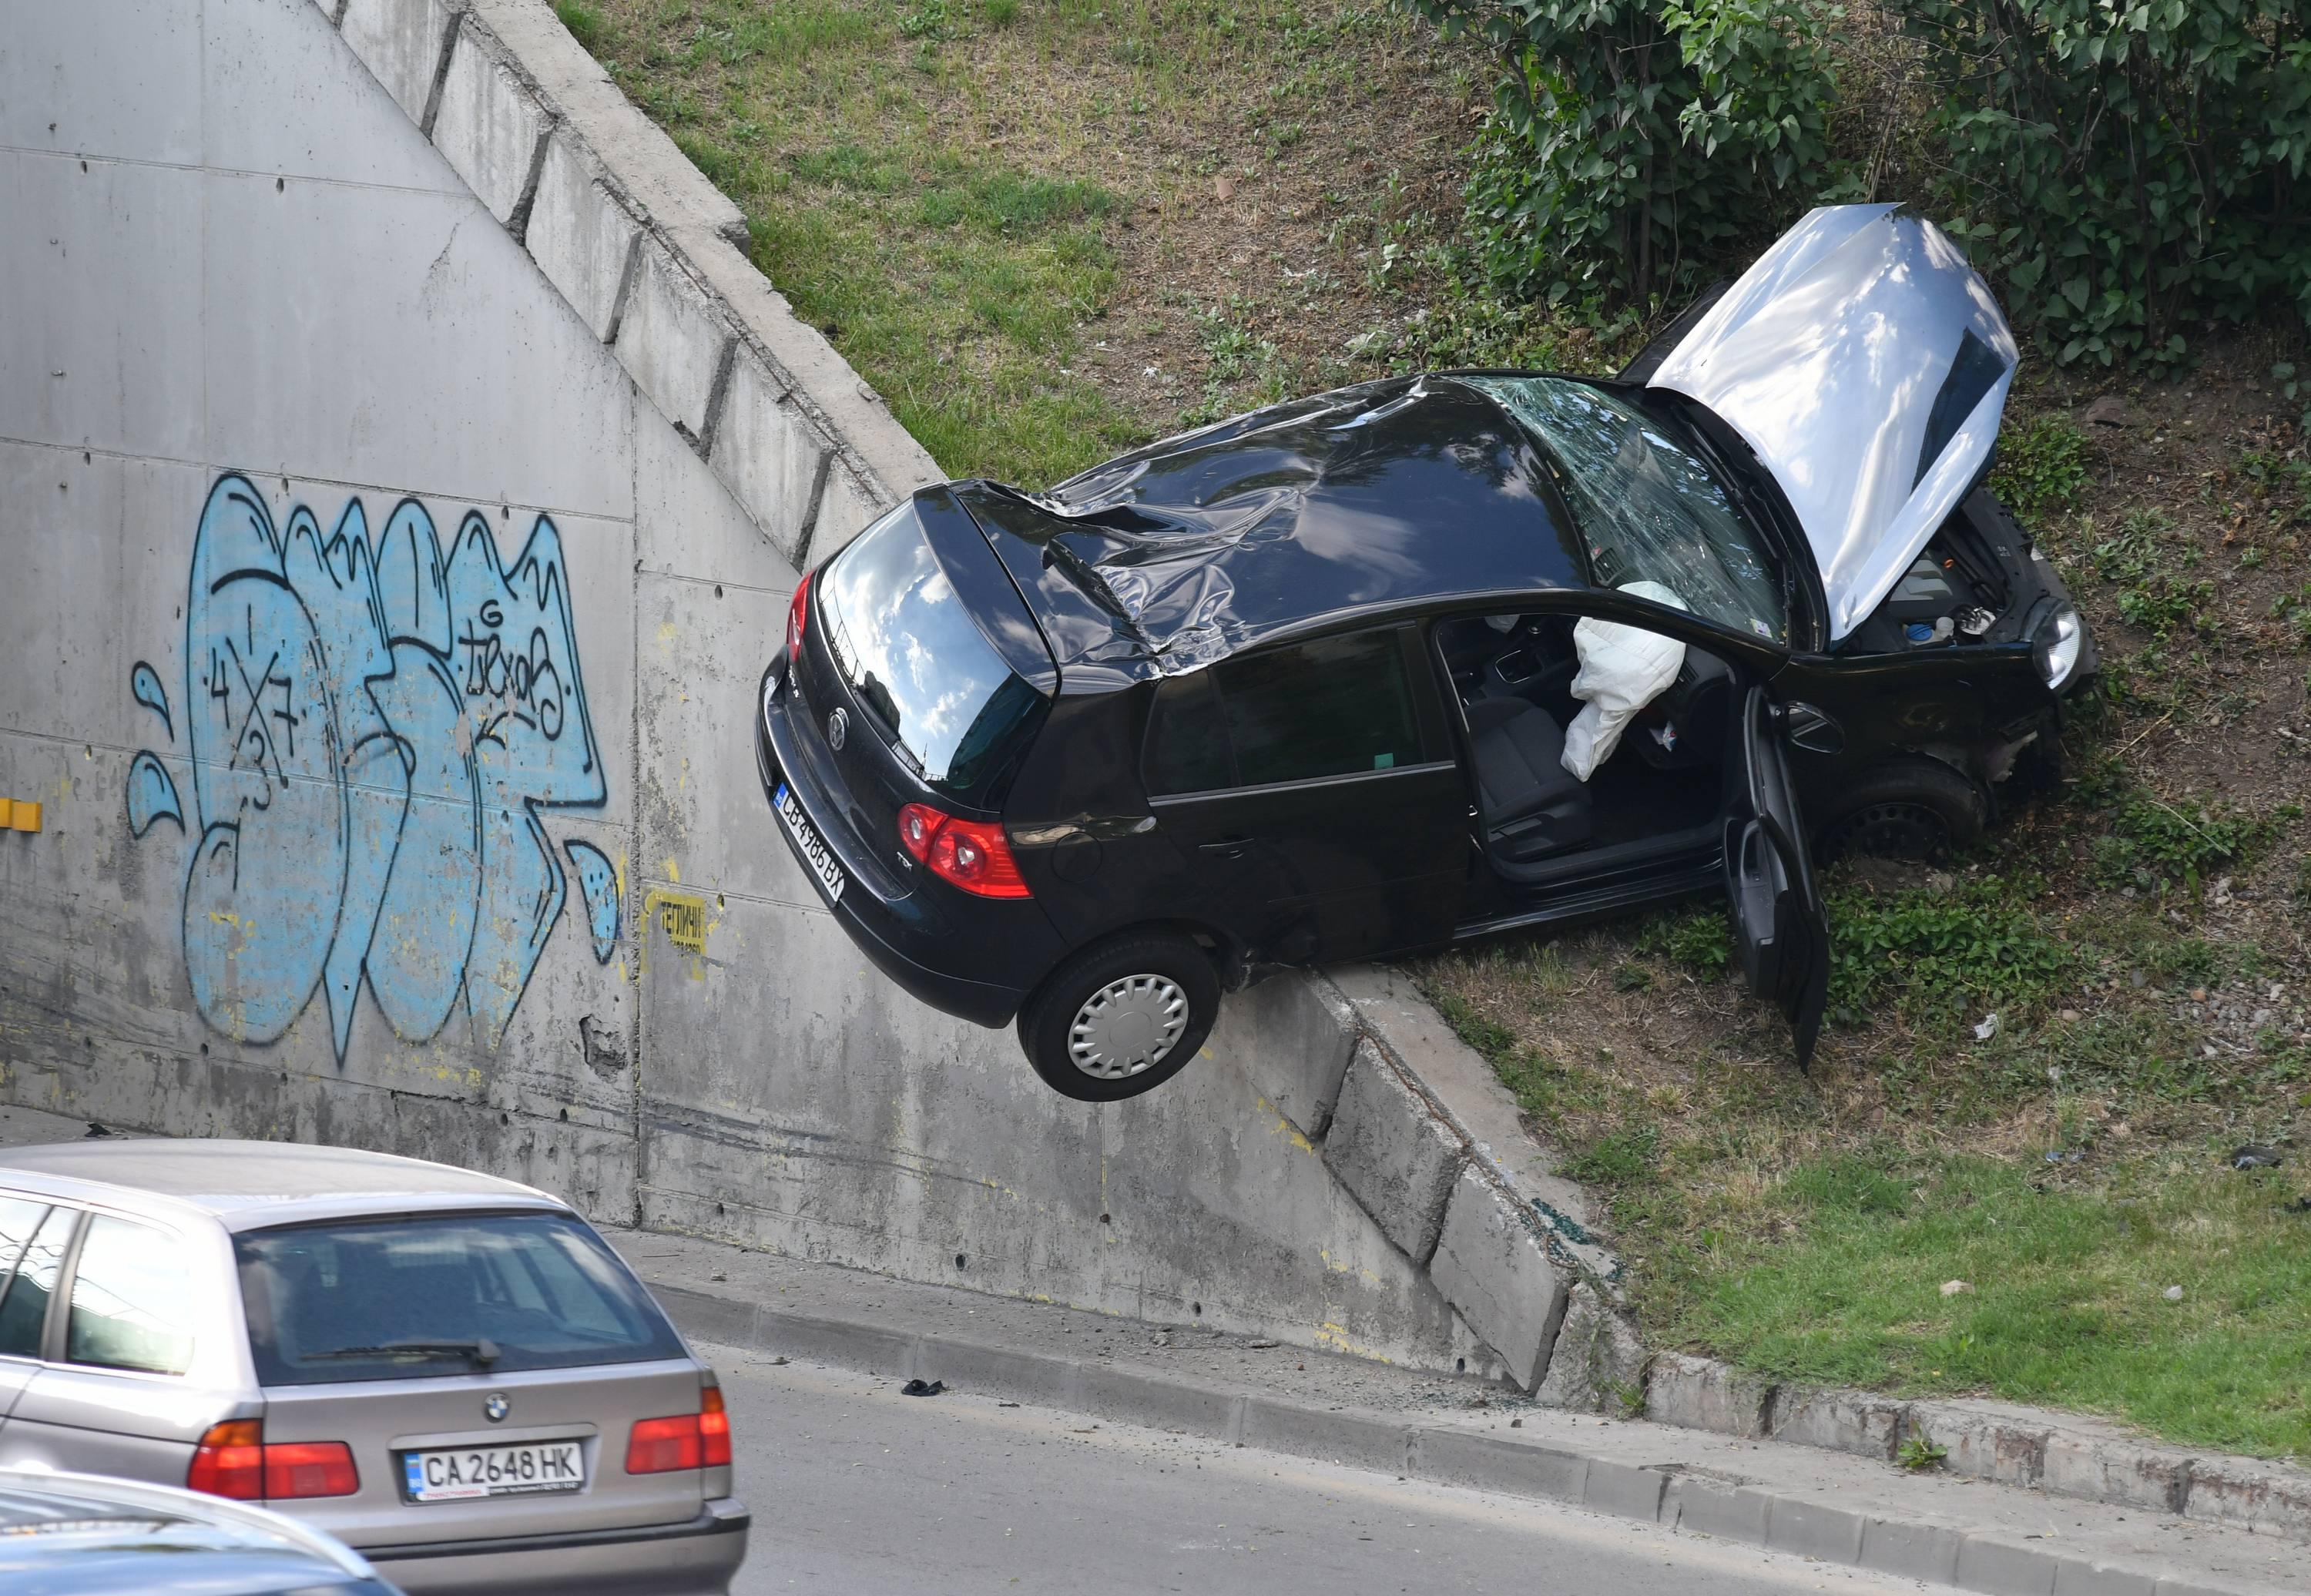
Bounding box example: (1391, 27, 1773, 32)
(1724, 687, 1830, 1070)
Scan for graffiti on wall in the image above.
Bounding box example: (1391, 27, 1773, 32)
(127, 474, 622, 1061)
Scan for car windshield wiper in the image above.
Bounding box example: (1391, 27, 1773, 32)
(303, 1337, 501, 1366)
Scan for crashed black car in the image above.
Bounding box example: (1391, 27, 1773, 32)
(757, 205, 2098, 1101)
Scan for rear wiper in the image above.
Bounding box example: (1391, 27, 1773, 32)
(304, 1338, 501, 1366)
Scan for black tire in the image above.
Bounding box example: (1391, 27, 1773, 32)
(1816, 757, 1987, 863)
(1016, 931, 1222, 1102)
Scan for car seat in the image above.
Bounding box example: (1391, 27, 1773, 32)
(1467, 697, 1594, 860)
(1629, 646, 1733, 773)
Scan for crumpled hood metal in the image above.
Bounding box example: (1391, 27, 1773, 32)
(1646, 203, 2019, 640)
(963, 378, 1583, 680)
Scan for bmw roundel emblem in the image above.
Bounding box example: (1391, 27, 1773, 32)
(827, 706, 847, 752)
(483, 1393, 510, 1423)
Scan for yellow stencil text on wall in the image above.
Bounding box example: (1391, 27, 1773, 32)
(658, 893, 707, 954)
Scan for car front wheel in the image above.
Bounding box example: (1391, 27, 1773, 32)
(1017, 931, 1221, 1102)
(1816, 756, 1987, 862)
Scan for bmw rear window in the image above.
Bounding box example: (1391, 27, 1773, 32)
(235, 1212, 685, 1386)
(817, 505, 1046, 799)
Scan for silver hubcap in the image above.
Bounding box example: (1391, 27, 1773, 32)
(1068, 974, 1189, 1081)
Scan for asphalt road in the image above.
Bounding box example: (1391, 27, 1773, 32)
(706, 1344, 1927, 1596)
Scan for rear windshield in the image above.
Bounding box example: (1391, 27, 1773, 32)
(235, 1212, 685, 1386)
(817, 506, 1045, 798)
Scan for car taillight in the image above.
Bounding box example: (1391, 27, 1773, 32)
(188, 1420, 358, 1501)
(896, 803, 1031, 898)
(787, 571, 812, 666)
(700, 1385, 732, 1468)
(265, 1441, 361, 1500)
(189, 1420, 264, 1500)
(628, 1405, 725, 1474)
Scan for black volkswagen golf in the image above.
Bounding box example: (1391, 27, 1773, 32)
(757, 206, 2098, 1101)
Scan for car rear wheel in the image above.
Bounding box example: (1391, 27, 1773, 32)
(1018, 932, 1221, 1101)
(1816, 757, 1987, 862)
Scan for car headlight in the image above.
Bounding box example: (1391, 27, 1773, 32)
(2034, 605, 2082, 689)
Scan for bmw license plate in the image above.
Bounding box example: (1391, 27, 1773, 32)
(402, 1441, 585, 1503)
(774, 782, 846, 902)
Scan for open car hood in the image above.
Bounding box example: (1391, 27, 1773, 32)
(1646, 204, 2018, 640)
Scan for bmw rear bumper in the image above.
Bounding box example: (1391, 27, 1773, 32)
(363, 1497, 749, 1596)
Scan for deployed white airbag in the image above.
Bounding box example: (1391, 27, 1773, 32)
(1562, 582, 1689, 782)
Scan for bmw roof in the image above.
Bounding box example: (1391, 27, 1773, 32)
(0, 1138, 561, 1223)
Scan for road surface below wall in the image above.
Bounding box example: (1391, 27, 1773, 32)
(706, 1346, 1921, 1596)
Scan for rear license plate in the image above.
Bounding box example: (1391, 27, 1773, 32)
(774, 781, 847, 902)
(402, 1442, 586, 1503)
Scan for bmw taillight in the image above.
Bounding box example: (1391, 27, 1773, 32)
(897, 803, 1031, 898)
(188, 1420, 358, 1500)
(787, 571, 813, 667)
(627, 1385, 733, 1474)
(264, 1441, 361, 1500)
(188, 1420, 264, 1500)
(699, 1384, 733, 1467)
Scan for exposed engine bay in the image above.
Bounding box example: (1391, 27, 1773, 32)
(1840, 487, 2046, 656)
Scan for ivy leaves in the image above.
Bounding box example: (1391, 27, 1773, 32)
(1891, 0, 2311, 369)
(1405, 0, 1843, 314)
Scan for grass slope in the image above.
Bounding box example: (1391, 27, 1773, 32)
(563, 0, 1547, 488)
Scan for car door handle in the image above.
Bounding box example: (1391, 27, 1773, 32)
(1199, 837, 1253, 859)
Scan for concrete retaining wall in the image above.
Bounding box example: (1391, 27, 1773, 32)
(0, 0, 1562, 1380)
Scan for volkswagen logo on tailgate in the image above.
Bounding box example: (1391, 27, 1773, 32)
(483, 1392, 510, 1423)
(827, 706, 848, 752)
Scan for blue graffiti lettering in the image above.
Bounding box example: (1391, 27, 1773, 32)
(131, 662, 173, 739)
(126, 752, 183, 837)
(126, 474, 620, 1061)
(564, 840, 621, 966)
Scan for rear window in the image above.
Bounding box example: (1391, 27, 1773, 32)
(235, 1212, 685, 1386)
(817, 506, 1045, 798)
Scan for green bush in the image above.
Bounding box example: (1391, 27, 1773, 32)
(1405, 0, 1843, 313)
(1987, 414, 2091, 527)
(2091, 798, 2290, 891)
(1824, 876, 2076, 1021)
(1887, 0, 2311, 368)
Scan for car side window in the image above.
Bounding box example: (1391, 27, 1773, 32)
(1143, 669, 1233, 795)
(1145, 629, 1424, 794)
(0, 1205, 74, 1359)
(67, 1215, 195, 1376)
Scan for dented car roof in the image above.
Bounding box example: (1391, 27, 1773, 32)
(954, 377, 1587, 684)
(1645, 203, 2020, 639)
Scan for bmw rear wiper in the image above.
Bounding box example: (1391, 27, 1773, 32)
(304, 1338, 501, 1366)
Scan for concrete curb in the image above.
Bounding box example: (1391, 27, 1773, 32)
(1647, 1367, 2311, 1544)
(319, 0, 944, 572)
(639, 1271, 2292, 1596)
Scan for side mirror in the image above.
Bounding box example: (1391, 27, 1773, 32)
(1779, 701, 1844, 755)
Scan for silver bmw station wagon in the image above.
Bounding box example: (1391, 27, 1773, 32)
(0, 1139, 748, 1594)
